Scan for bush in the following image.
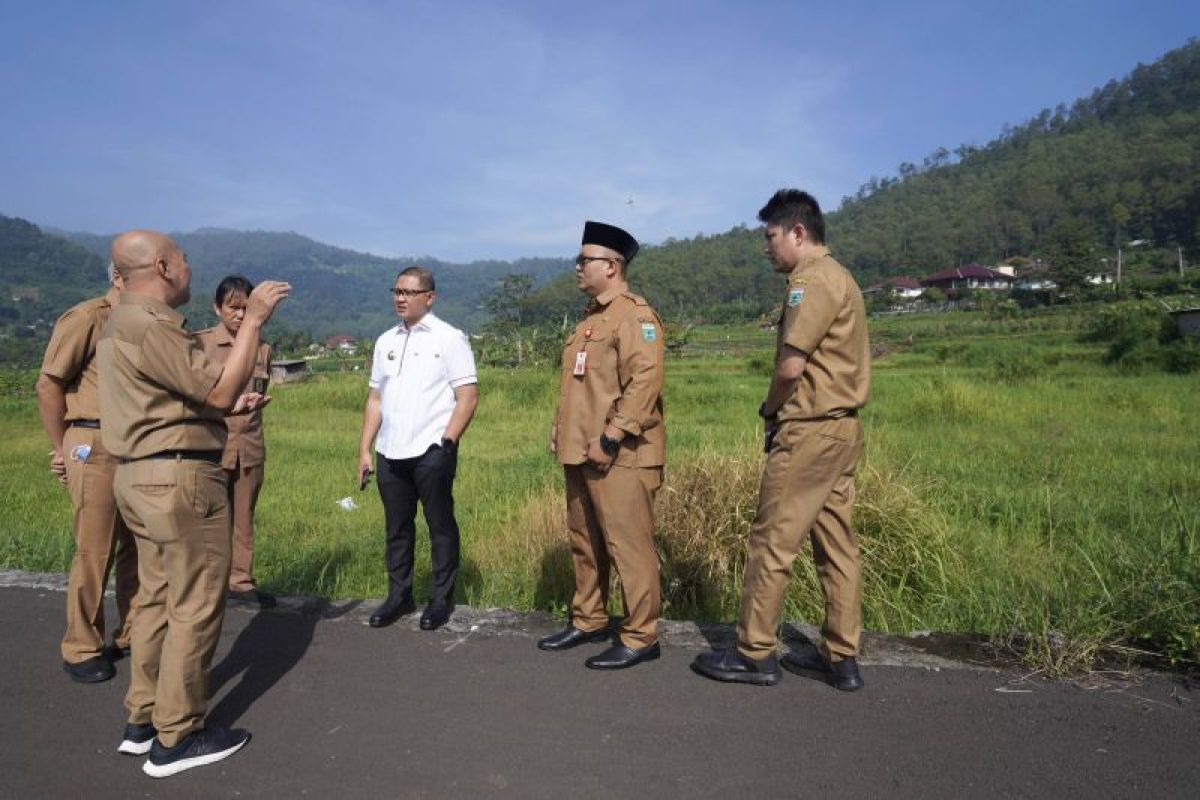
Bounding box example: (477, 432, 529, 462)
(1162, 337, 1200, 374)
(1080, 302, 1184, 372)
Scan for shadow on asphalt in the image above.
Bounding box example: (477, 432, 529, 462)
(206, 600, 360, 728)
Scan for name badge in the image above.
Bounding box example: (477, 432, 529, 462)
(573, 351, 587, 376)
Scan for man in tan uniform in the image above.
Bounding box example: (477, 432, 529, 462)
(36, 262, 139, 684)
(98, 229, 288, 777)
(692, 189, 871, 690)
(196, 275, 275, 608)
(538, 221, 666, 670)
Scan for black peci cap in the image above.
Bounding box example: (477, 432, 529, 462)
(582, 221, 639, 263)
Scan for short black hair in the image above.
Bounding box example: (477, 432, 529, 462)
(214, 275, 254, 306)
(757, 189, 826, 244)
(398, 266, 435, 292)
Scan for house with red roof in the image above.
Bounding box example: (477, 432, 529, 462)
(922, 265, 1016, 293)
(863, 275, 924, 300)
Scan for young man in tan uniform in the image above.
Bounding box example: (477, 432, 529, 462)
(538, 221, 667, 670)
(196, 275, 275, 608)
(36, 263, 139, 684)
(692, 189, 871, 690)
(98, 230, 288, 777)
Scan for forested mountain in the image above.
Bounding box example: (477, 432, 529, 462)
(4, 39, 1197, 358)
(0, 217, 110, 363)
(55, 227, 572, 336)
(520, 39, 1200, 323)
(833, 38, 1199, 281)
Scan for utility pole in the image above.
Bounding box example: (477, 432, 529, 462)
(1180, 247, 1185, 278)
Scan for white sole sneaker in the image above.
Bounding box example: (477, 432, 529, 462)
(118, 738, 153, 756)
(142, 734, 249, 778)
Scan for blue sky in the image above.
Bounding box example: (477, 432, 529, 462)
(1, 0, 1195, 261)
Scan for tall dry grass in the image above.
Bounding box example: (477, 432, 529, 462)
(475, 438, 960, 630)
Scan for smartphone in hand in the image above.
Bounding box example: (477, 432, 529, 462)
(359, 468, 373, 491)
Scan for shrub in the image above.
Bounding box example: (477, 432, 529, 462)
(1080, 302, 1183, 372)
(1162, 337, 1200, 374)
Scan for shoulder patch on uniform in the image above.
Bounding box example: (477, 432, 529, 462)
(787, 287, 805, 307)
(641, 322, 657, 342)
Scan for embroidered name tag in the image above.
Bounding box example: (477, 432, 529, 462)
(641, 322, 657, 342)
(787, 288, 805, 307)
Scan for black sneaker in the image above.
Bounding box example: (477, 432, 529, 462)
(142, 726, 251, 778)
(118, 722, 156, 756)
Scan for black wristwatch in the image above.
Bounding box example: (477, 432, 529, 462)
(599, 433, 621, 457)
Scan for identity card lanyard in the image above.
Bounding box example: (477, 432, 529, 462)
(573, 328, 592, 376)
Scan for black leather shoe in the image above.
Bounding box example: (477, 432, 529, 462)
(63, 655, 115, 684)
(419, 601, 454, 631)
(585, 642, 661, 670)
(368, 596, 416, 628)
(781, 650, 864, 691)
(690, 648, 781, 686)
(537, 625, 611, 651)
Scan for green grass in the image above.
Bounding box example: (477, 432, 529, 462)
(2, 308, 1197, 669)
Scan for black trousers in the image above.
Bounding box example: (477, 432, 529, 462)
(376, 443, 460, 605)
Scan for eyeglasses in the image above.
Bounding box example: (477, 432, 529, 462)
(391, 288, 432, 297)
(575, 255, 615, 267)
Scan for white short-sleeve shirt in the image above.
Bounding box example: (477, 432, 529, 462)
(369, 312, 477, 460)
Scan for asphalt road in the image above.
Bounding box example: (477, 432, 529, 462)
(1, 582, 1196, 799)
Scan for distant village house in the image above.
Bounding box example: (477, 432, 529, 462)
(922, 264, 1017, 293)
(324, 334, 358, 355)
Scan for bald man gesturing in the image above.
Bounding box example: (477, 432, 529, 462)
(98, 230, 289, 778)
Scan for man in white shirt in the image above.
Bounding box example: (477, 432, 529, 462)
(358, 266, 479, 631)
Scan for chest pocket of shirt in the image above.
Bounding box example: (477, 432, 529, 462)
(401, 340, 447, 381)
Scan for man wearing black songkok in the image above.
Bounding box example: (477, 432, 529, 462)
(538, 221, 667, 669)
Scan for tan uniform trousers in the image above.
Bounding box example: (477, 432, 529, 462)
(564, 463, 662, 648)
(225, 462, 264, 592)
(737, 416, 865, 663)
(61, 425, 138, 663)
(114, 457, 231, 748)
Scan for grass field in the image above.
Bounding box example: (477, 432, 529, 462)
(2, 307, 1197, 669)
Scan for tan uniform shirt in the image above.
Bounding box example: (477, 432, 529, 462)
(776, 246, 871, 421)
(40, 294, 116, 422)
(195, 325, 271, 469)
(97, 292, 226, 460)
(555, 287, 666, 468)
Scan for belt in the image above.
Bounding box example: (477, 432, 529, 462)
(122, 450, 223, 465)
(787, 410, 859, 423)
(69, 419, 101, 429)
